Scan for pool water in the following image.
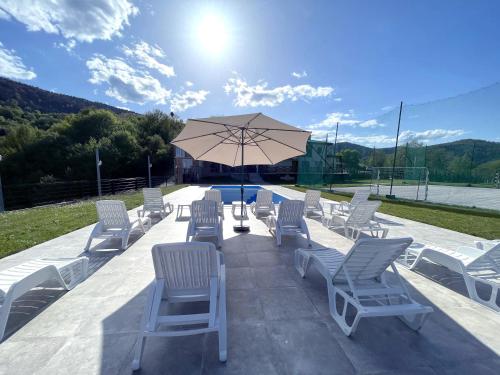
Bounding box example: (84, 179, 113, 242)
(210, 185, 287, 204)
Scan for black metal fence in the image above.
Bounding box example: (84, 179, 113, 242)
(3, 175, 170, 211)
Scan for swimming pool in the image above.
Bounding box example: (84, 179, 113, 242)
(210, 185, 287, 204)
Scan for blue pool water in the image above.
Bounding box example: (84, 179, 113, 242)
(210, 185, 287, 204)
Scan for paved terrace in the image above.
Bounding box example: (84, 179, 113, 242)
(0, 185, 499, 375)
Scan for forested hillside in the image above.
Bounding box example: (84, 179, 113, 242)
(0, 77, 131, 114)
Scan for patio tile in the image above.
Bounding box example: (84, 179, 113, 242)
(226, 267, 256, 290)
(226, 289, 265, 322)
(247, 251, 282, 267)
(202, 322, 283, 375)
(266, 319, 356, 375)
(223, 252, 250, 268)
(253, 266, 298, 288)
(258, 287, 319, 320)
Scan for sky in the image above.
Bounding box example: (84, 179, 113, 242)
(0, 0, 499, 147)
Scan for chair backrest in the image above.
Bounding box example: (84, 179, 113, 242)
(278, 200, 304, 227)
(467, 243, 500, 273)
(333, 237, 413, 282)
(96, 200, 130, 230)
(350, 190, 370, 207)
(143, 188, 163, 209)
(304, 190, 321, 207)
(346, 201, 381, 226)
(256, 189, 273, 207)
(205, 190, 222, 204)
(191, 200, 219, 226)
(152, 242, 219, 290)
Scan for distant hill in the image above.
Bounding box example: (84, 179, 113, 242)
(0, 77, 132, 115)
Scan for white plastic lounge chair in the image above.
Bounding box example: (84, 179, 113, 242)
(85, 200, 151, 251)
(402, 242, 500, 311)
(266, 200, 311, 247)
(475, 239, 500, 251)
(303, 190, 324, 217)
(137, 188, 173, 218)
(0, 257, 88, 341)
(204, 189, 225, 219)
(323, 201, 387, 240)
(331, 189, 370, 215)
(250, 189, 276, 216)
(187, 200, 223, 248)
(132, 242, 226, 370)
(295, 238, 433, 336)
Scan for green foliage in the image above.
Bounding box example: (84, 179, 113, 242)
(338, 149, 361, 173)
(0, 104, 184, 184)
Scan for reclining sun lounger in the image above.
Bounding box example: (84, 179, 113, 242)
(137, 188, 173, 218)
(303, 190, 324, 218)
(250, 189, 276, 216)
(0, 257, 88, 341)
(295, 238, 433, 336)
(85, 200, 151, 252)
(266, 200, 311, 247)
(401, 242, 500, 311)
(330, 189, 370, 215)
(132, 242, 226, 370)
(187, 200, 223, 248)
(204, 189, 225, 219)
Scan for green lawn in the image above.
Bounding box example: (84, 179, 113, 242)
(0, 185, 186, 259)
(289, 185, 500, 240)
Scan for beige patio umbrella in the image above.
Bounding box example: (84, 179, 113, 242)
(171, 113, 310, 232)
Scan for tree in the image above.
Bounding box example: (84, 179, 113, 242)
(339, 149, 361, 174)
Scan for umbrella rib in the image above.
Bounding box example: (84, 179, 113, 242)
(172, 129, 234, 143)
(186, 117, 310, 133)
(245, 130, 274, 164)
(194, 129, 241, 160)
(245, 128, 309, 154)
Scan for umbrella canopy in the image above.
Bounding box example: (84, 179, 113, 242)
(171, 113, 310, 167)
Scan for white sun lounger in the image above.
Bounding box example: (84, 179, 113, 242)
(303, 190, 324, 218)
(85, 200, 151, 251)
(0, 257, 88, 341)
(295, 238, 433, 336)
(330, 189, 370, 215)
(137, 188, 173, 218)
(266, 200, 311, 247)
(401, 242, 500, 311)
(250, 189, 276, 216)
(132, 242, 226, 370)
(204, 189, 225, 219)
(187, 200, 223, 248)
(475, 239, 500, 251)
(323, 200, 388, 240)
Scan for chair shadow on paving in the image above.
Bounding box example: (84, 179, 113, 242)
(96, 232, 499, 375)
(1, 213, 168, 342)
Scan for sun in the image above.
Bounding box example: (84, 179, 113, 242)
(197, 13, 228, 55)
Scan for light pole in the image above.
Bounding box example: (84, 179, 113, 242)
(0, 154, 4, 212)
(147, 155, 152, 188)
(95, 148, 102, 197)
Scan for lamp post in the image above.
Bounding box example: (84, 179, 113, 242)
(95, 148, 102, 197)
(0, 154, 4, 212)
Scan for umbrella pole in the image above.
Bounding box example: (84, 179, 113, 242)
(234, 128, 250, 232)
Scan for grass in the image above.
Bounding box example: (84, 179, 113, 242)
(0, 185, 186, 259)
(289, 185, 500, 240)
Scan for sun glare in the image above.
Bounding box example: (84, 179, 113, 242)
(197, 13, 228, 55)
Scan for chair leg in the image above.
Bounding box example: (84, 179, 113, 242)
(218, 296, 227, 362)
(0, 296, 13, 342)
(84, 235, 94, 252)
(327, 283, 360, 336)
(131, 334, 146, 371)
(121, 231, 131, 250)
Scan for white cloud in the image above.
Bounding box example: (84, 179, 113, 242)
(0, 41, 36, 80)
(291, 70, 307, 79)
(399, 129, 465, 143)
(86, 54, 171, 104)
(170, 90, 209, 112)
(358, 119, 386, 128)
(122, 41, 175, 77)
(55, 39, 76, 52)
(224, 74, 333, 107)
(381, 105, 394, 111)
(185, 81, 194, 87)
(0, 0, 138, 43)
(333, 97, 342, 102)
(307, 112, 360, 130)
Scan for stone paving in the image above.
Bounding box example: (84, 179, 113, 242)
(0, 185, 499, 375)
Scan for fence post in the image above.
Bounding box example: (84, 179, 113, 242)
(95, 148, 102, 197)
(147, 155, 152, 188)
(0, 171, 4, 213)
